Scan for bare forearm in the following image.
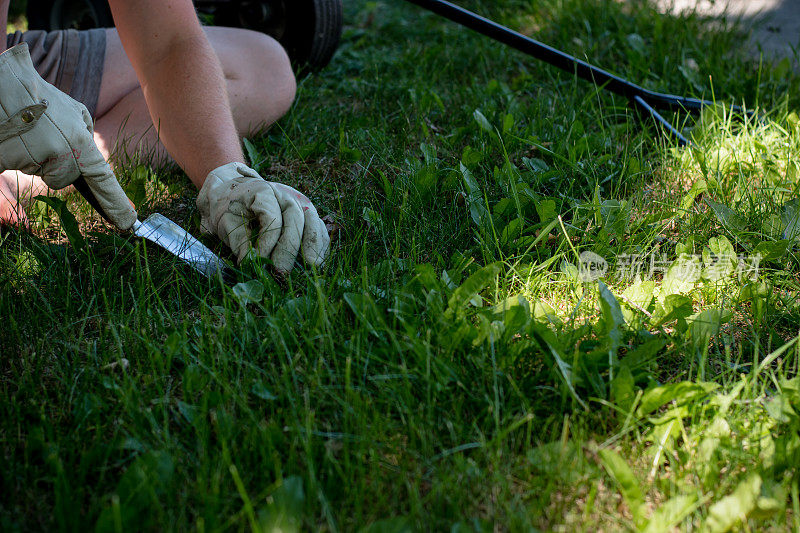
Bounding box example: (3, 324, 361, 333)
(136, 34, 243, 187)
(108, 0, 244, 188)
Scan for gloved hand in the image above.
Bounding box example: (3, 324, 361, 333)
(0, 43, 136, 229)
(197, 162, 330, 271)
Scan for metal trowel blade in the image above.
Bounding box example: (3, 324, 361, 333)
(132, 213, 227, 279)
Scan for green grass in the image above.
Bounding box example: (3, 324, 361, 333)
(4, 0, 800, 530)
(7, 0, 28, 33)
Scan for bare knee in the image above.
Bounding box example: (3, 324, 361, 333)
(259, 34, 297, 117)
(218, 29, 297, 135)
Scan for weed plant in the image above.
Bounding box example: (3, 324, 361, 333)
(3, 0, 800, 530)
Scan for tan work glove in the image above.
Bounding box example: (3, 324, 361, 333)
(197, 162, 330, 271)
(0, 43, 136, 229)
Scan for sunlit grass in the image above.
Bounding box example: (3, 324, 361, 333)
(7, 15, 27, 33)
(3, 0, 800, 530)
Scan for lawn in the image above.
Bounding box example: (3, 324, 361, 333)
(3, 0, 800, 530)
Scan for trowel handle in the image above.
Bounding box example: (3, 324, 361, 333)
(73, 176, 114, 224)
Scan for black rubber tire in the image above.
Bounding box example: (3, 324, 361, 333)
(26, 0, 114, 31)
(25, 0, 342, 73)
(224, 0, 342, 74)
(281, 0, 343, 74)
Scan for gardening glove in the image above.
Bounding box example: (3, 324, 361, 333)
(197, 162, 330, 271)
(0, 43, 137, 230)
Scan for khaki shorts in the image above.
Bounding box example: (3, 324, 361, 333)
(6, 28, 106, 117)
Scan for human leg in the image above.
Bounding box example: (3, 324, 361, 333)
(0, 174, 29, 225)
(92, 26, 297, 166)
(1, 26, 297, 224)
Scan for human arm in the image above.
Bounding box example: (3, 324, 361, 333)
(107, 0, 329, 268)
(0, 14, 137, 229)
(107, 0, 241, 186)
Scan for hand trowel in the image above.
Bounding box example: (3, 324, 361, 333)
(73, 176, 232, 282)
